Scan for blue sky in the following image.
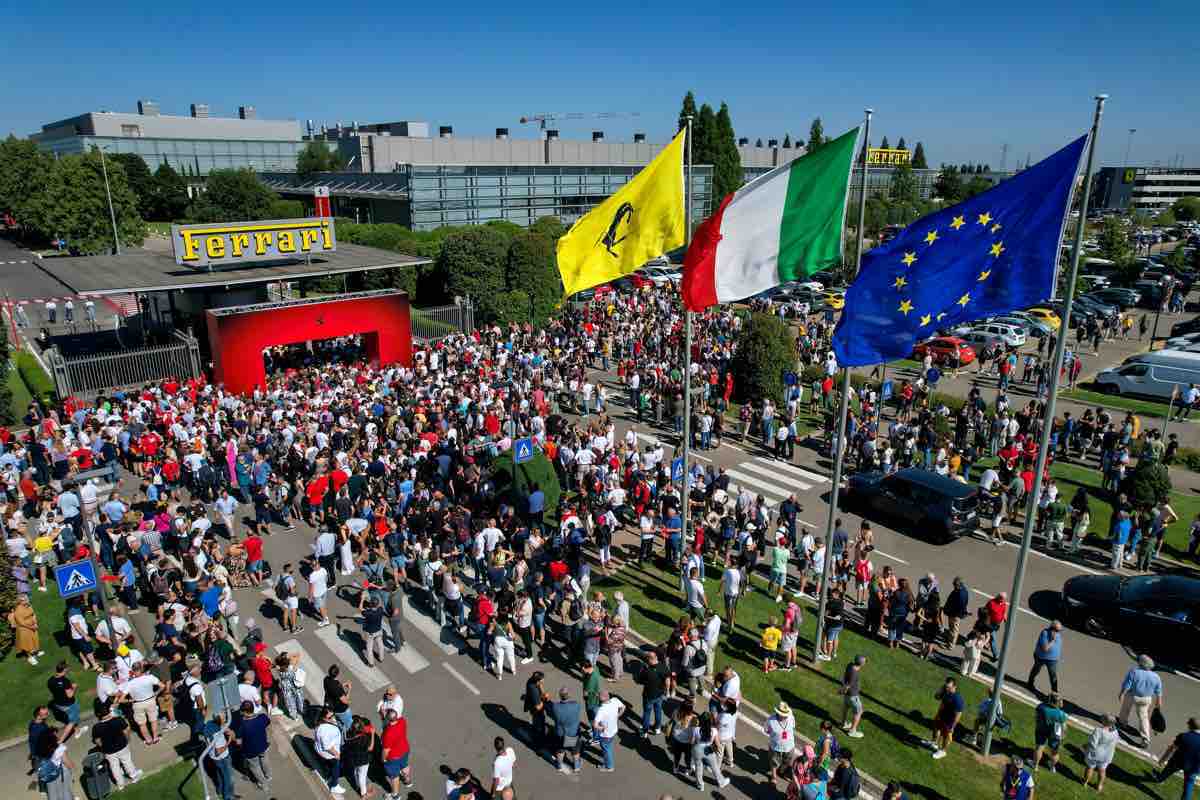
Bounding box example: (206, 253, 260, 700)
(3, 0, 1196, 169)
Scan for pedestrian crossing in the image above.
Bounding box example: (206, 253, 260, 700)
(723, 455, 828, 508)
(314, 624, 393, 691)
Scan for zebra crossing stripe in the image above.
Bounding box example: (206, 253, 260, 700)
(314, 624, 392, 692)
(392, 645, 430, 674)
(273, 639, 327, 703)
(725, 468, 808, 499)
(401, 603, 460, 655)
(736, 458, 827, 488)
(745, 457, 830, 485)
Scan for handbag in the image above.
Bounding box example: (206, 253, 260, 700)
(1151, 706, 1167, 734)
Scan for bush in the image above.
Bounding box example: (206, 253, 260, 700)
(731, 313, 795, 406)
(491, 449, 561, 518)
(1122, 461, 1172, 507)
(15, 351, 53, 405)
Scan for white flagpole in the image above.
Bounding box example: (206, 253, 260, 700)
(813, 109, 872, 664)
(982, 93, 1108, 756)
(681, 115, 695, 564)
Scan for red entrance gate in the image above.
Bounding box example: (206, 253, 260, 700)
(206, 290, 412, 394)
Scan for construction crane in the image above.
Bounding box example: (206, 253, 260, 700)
(518, 111, 640, 131)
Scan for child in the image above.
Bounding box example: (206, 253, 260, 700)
(761, 616, 782, 674)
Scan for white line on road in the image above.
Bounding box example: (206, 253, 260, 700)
(1167, 668, 1200, 685)
(735, 459, 816, 490)
(273, 639, 327, 703)
(314, 624, 392, 691)
(1000, 540, 1102, 576)
(870, 548, 909, 565)
(442, 661, 481, 695)
(747, 456, 831, 485)
(970, 589, 1051, 622)
(401, 604, 459, 655)
(392, 644, 431, 674)
(725, 468, 809, 498)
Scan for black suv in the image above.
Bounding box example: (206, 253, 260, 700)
(845, 468, 981, 543)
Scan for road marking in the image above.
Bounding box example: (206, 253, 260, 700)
(970, 589, 1051, 622)
(314, 624, 392, 691)
(1000, 541, 1102, 576)
(401, 603, 459, 655)
(442, 661, 481, 695)
(273, 639, 327, 703)
(870, 548, 909, 565)
(1167, 668, 1200, 685)
(392, 644, 431, 674)
(725, 468, 810, 498)
(747, 456, 830, 484)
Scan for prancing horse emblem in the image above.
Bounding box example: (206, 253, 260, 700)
(598, 202, 634, 257)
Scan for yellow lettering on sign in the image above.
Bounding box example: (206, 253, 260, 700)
(301, 228, 320, 251)
(180, 230, 202, 261)
(277, 230, 296, 253)
(253, 231, 274, 255)
(229, 233, 250, 257)
(320, 221, 332, 250)
(205, 235, 225, 259)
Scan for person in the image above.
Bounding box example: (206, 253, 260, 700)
(362, 597, 387, 667)
(1158, 716, 1200, 800)
(92, 701, 142, 788)
(123, 661, 164, 744)
(324, 664, 353, 732)
(767, 701, 796, 781)
(690, 712, 730, 790)
(38, 727, 75, 800)
(277, 563, 303, 634)
(382, 708, 413, 795)
(491, 736, 516, 796)
(8, 595, 43, 666)
(550, 687, 584, 773)
(1032, 694, 1067, 773)
(841, 655, 866, 739)
(1118, 653, 1163, 746)
(342, 716, 377, 799)
(1027, 621, 1063, 697)
(592, 691, 625, 772)
(715, 697, 739, 771)
(232, 699, 273, 792)
(762, 616, 782, 673)
(828, 749, 861, 800)
(203, 712, 237, 800)
(924, 677, 964, 760)
(639, 649, 668, 736)
(882, 783, 910, 800)
(314, 706, 347, 795)
(942, 578, 969, 648)
(308, 558, 332, 628)
(1000, 755, 1035, 800)
(46, 661, 85, 742)
(1082, 714, 1118, 792)
(581, 660, 601, 722)
(682, 629, 708, 697)
(523, 672, 550, 747)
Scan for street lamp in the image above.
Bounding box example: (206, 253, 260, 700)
(94, 145, 122, 256)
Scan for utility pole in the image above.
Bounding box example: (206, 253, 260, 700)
(96, 146, 122, 256)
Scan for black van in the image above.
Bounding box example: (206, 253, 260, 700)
(845, 467, 981, 543)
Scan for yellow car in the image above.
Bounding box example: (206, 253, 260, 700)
(1025, 307, 1061, 329)
(821, 291, 845, 310)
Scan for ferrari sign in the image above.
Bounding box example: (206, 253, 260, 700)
(171, 217, 336, 268)
(866, 148, 911, 167)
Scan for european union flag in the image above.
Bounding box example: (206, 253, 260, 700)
(832, 135, 1088, 367)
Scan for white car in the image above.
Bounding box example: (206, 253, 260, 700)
(785, 280, 824, 292)
(642, 266, 680, 286)
(1166, 332, 1200, 349)
(966, 322, 1026, 348)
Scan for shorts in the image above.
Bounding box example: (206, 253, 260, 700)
(286, 597, 299, 611)
(825, 625, 843, 641)
(312, 594, 327, 610)
(724, 595, 738, 615)
(1035, 731, 1061, 750)
(558, 733, 582, 754)
(53, 702, 80, 726)
(934, 716, 957, 737)
(761, 646, 778, 659)
(132, 698, 158, 725)
(156, 695, 174, 714)
(843, 694, 863, 716)
(70, 638, 94, 656)
(390, 555, 407, 572)
(1084, 752, 1112, 770)
(770, 569, 786, 586)
(781, 632, 798, 651)
(384, 754, 409, 777)
(247, 560, 263, 574)
(769, 749, 793, 771)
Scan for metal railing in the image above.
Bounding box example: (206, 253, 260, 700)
(46, 328, 202, 400)
(411, 297, 475, 341)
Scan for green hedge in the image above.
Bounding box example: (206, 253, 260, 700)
(491, 449, 560, 517)
(15, 351, 54, 405)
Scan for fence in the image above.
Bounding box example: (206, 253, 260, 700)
(411, 297, 476, 342)
(46, 328, 202, 400)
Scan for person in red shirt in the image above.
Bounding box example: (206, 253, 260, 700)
(249, 642, 280, 715)
(984, 592, 1009, 660)
(381, 710, 412, 792)
(243, 534, 265, 586)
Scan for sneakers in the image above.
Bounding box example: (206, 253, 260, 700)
(74, 725, 89, 739)
(598, 766, 614, 773)
(848, 730, 864, 738)
(34, 650, 44, 656)
(932, 749, 946, 759)
(28, 657, 38, 666)
(331, 786, 346, 795)
(816, 654, 832, 661)
(520, 657, 534, 665)
(132, 770, 145, 782)
(317, 620, 331, 628)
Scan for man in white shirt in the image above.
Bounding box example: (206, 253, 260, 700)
(95, 616, 133, 649)
(237, 670, 264, 714)
(703, 612, 722, 677)
(123, 663, 163, 744)
(313, 707, 346, 794)
(592, 692, 625, 772)
(721, 564, 742, 625)
(308, 563, 331, 627)
(491, 736, 516, 794)
(377, 687, 404, 724)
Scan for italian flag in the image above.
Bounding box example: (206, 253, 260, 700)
(682, 126, 860, 312)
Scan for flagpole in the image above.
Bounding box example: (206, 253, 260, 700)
(982, 93, 1108, 757)
(813, 108, 872, 664)
(681, 114, 695, 570)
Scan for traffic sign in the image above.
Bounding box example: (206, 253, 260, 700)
(513, 438, 534, 465)
(55, 559, 97, 599)
(671, 457, 685, 482)
(926, 367, 941, 386)
(881, 379, 894, 402)
(783, 370, 797, 386)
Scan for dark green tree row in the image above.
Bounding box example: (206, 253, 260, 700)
(677, 92, 742, 201)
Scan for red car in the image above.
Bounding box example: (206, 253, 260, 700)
(912, 336, 976, 366)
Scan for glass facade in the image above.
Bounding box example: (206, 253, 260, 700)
(37, 135, 307, 176)
(407, 164, 712, 231)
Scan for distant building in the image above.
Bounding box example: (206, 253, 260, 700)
(1093, 166, 1200, 213)
(31, 100, 307, 176)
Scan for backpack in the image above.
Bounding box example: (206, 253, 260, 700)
(37, 758, 62, 785)
(689, 644, 707, 671)
(204, 643, 225, 675)
(842, 766, 861, 799)
(275, 575, 291, 602)
(150, 571, 170, 599)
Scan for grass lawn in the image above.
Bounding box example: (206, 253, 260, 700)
(597, 556, 1173, 800)
(110, 761, 203, 800)
(8, 359, 31, 422)
(0, 588, 98, 740)
(1062, 386, 1174, 419)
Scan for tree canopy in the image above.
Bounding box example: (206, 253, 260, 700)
(187, 168, 276, 222)
(678, 91, 698, 134)
(889, 162, 918, 204)
(807, 118, 825, 153)
(712, 102, 743, 201)
(32, 150, 146, 254)
(296, 141, 341, 177)
(1171, 197, 1200, 221)
(934, 166, 963, 203)
(731, 313, 794, 406)
(911, 142, 928, 169)
(109, 153, 155, 221)
(1097, 216, 1134, 265)
(149, 163, 190, 221)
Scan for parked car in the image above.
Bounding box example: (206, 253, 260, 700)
(641, 266, 680, 286)
(1133, 280, 1166, 308)
(1170, 317, 1200, 338)
(1086, 288, 1141, 309)
(1093, 351, 1200, 400)
(820, 290, 845, 310)
(912, 336, 977, 366)
(1075, 295, 1118, 317)
(966, 322, 1026, 348)
(782, 280, 824, 293)
(1166, 332, 1200, 349)
(845, 468, 982, 543)
(959, 330, 1003, 350)
(1024, 307, 1062, 329)
(1061, 574, 1200, 666)
(992, 315, 1053, 339)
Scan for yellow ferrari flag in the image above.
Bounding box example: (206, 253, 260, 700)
(556, 130, 686, 296)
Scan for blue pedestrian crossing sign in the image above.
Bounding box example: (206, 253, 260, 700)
(513, 438, 534, 465)
(926, 367, 942, 386)
(671, 457, 685, 482)
(881, 379, 894, 402)
(55, 559, 97, 599)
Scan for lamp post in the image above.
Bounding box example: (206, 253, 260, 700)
(95, 145, 122, 256)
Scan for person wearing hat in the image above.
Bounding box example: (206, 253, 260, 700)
(7, 594, 42, 666)
(1000, 755, 1035, 800)
(766, 701, 796, 782)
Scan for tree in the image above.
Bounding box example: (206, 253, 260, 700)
(149, 163, 189, 221)
(983, 164, 991, 173)
(269, 198, 305, 218)
(807, 118, 825, 154)
(431, 226, 510, 321)
(896, 137, 906, 152)
(960, 163, 971, 174)
(1172, 197, 1200, 221)
(1166, 243, 1191, 270)
(1098, 217, 1134, 266)
(889, 162, 918, 203)
(0, 545, 15, 655)
(934, 167, 963, 203)
(678, 91, 698, 134)
(491, 449, 560, 520)
(879, 136, 890, 150)
(731, 313, 794, 406)
(187, 168, 276, 222)
(31, 151, 146, 255)
(506, 231, 561, 325)
(296, 141, 340, 177)
(529, 216, 567, 240)
(0, 136, 51, 231)
(109, 153, 154, 221)
(694, 103, 718, 168)
(712, 102, 743, 200)
(1123, 461, 1171, 507)
(1157, 208, 1177, 226)
(963, 176, 992, 200)
(911, 142, 929, 169)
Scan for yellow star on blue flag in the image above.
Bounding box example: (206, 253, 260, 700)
(832, 135, 1088, 366)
